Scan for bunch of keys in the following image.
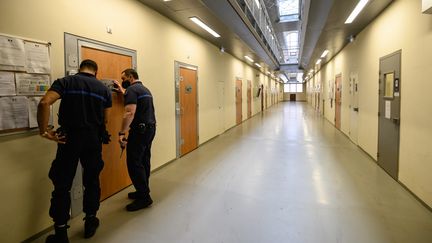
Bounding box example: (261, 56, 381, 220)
(120, 137, 127, 158)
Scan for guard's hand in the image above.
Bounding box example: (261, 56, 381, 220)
(119, 135, 127, 148)
(41, 129, 66, 144)
(112, 80, 125, 94)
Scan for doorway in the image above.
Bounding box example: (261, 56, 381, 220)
(349, 72, 359, 144)
(64, 33, 137, 216)
(335, 74, 342, 130)
(378, 51, 401, 180)
(247, 80, 252, 118)
(175, 62, 198, 157)
(236, 79, 242, 124)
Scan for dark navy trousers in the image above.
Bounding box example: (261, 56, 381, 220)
(48, 129, 104, 225)
(126, 126, 156, 198)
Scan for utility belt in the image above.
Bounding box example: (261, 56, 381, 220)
(131, 123, 156, 134)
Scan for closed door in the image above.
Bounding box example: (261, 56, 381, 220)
(236, 79, 242, 124)
(349, 72, 359, 144)
(335, 74, 342, 129)
(247, 80, 251, 118)
(261, 85, 264, 112)
(378, 51, 401, 180)
(179, 67, 198, 156)
(217, 81, 225, 133)
(81, 46, 132, 200)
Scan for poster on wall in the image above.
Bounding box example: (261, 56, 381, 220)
(0, 96, 29, 130)
(0, 35, 26, 71)
(15, 73, 50, 95)
(0, 71, 16, 96)
(24, 41, 51, 74)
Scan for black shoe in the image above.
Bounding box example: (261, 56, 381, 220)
(46, 225, 69, 243)
(45, 234, 69, 243)
(126, 197, 153, 211)
(128, 191, 138, 199)
(84, 216, 99, 239)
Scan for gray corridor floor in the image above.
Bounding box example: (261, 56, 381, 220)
(35, 102, 432, 243)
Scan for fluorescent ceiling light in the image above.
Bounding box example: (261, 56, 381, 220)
(320, 50, 329, 58)
(267, 71, 271, 75)
(255, 0, 261, 9)
(316, 59, 322, 65)
(244, 56, 254, 62)
(255, 63, 262, 68)
(345, 0, 369, 24)
(190, 17, 221, 38)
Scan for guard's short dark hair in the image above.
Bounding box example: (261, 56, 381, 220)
(122, 68, 139, 79)
(79, 59, 98, 72)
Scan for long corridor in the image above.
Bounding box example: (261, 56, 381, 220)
(37, 102, 432, 243)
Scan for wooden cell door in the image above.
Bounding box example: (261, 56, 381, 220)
(247, 80, 252, 118)
(261, 85, 264, 112)
(236, 79, 242, 124)
(179, 67, 198, 156)
(81, 46, 132, 200)
(335, 74, 342, 130)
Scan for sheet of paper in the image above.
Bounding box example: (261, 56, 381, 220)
(25, 41, 51, 74)
(385, 100, 391, 119)
(0, 96, 29, 130)
(15, 73, 50, 95)
(0, 35, 26, 71)
(11, 96, 29, 128)
(28, 96, 41, 128)
(0, 97, 14, 130)
(0, 71, 16, 96)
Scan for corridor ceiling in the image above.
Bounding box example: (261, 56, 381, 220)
(137, 0, 393, 80)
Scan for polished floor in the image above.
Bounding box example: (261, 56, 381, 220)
(35, 102, 432, 243)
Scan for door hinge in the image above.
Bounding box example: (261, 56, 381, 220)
(377, 152, 379, 158)
(378, 112, 380, 117)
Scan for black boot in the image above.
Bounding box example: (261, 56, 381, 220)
(126, 196, 153, 211)
(45, 225, 69, 243)
(84, 215, 99, 238)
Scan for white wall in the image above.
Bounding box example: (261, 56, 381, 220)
(306, 0, 432, 209)
(0, 0, 280, 241)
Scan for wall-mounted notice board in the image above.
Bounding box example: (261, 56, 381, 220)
(0, 33, 52, 136)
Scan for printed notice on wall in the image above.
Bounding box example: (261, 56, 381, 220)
(385, 100, 391, 119)
(0, 35, 26, 71)
(0, 71, 16, 96)
(24, 41, 50, 74)
(28, 96, 41, 128)
(15, 73, 50, 95)
(0, 96, 29, 130)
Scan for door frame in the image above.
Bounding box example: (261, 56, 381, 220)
(175, 61, 199, 158)
(64, 33, 136, 75)
(377, 50, 402, 180)
(335, 73, 342, 129)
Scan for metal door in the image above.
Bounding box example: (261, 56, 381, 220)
(335, 74, 342, 129)
(217, 81, 225, 134)
(349, 72, 359, 144)
(247, 80, 252, 118)
(378, 51, 401, 180)
(236, 79, 242, 124)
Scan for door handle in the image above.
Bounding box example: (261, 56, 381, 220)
(353, 107, 359, 112)
(392, 117, 400, 125)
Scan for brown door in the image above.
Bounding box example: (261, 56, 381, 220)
(81, 46, 133, 200)
(247, 80, 252, 118)
(290, 94, 296, 101)
(335, 74, 342, 130)
(236, 79, 242, 124)
(179, 67, 198, 156)
(260, 85, 264, 112)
